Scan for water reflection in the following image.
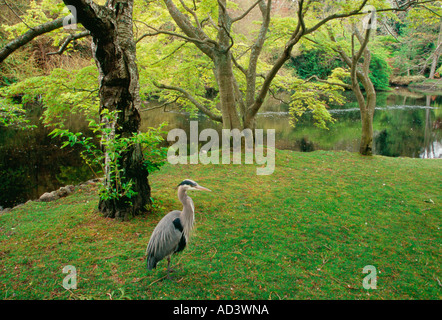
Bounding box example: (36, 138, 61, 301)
(0, 104, 94, 208)
(140, 89, 442, 159)
(0, 89, 441, 208)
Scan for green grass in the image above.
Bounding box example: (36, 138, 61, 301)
(0, 150, 441, 300)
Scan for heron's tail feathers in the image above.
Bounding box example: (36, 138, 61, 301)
(147, 255, 158, 270)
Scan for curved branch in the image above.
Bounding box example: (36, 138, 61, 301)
(178, 0, 201, 28)
(219, 23, 234, 52)
(3, 0, 34, 30)
(47, 30, 90, 55)
(305, 0, 369, 35)
(232, 0, 262, 23)
(141, 96, 181, 112)
(0, 17, 67, 63)
(298, 0, 306, 34)
(304, 75, 352, 90)
(217, 0, 228, 14)
(153, 81, 223, 123)
(0, 0, 114, 63)
(231, 54, 247, 76)
(163, 0, 216, 59)
(148, 42, 187, 65)
(353, 27, 372, 65)
(136, 24, 217, 47)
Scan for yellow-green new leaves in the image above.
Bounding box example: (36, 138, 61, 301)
(406, 2, 442, 28)
(289, 67, 350, 130)
(1, 0, 72, 45)
(0, 98, 34, 129)
(0, 64, 99, 128)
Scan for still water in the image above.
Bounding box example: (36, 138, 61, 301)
(0, 88, 441, 208)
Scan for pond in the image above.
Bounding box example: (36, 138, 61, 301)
(1, 88, 441, 209)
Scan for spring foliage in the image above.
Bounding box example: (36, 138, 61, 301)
(0, 0, 440, 130)
(289, 68, 349, 129)
(49, 110, 168, 202)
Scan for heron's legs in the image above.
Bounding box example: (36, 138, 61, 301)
(167, 256, 172, 279)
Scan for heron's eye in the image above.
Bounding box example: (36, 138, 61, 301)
(178, 179, 198, 188)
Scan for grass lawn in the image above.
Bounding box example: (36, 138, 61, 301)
(0, 150, 440, 300)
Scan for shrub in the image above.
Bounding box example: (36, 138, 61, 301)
(50, 110, 168, 203)
(369, 53, 392, 91)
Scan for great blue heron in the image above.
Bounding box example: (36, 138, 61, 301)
(146, 179, 211, 278)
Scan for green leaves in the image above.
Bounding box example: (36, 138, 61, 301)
(289, 68, 349, 130)
(0, 64, 99, 128)
(50, 110, 168, 203)
(0, 98, 35, 129)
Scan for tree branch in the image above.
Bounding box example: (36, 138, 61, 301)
(3, 0, 34, 30)
(231, 54, 247, 76)
(217, 0, 228, 14)
(245, 0, 271, 107)
(204, 14, 220, 31)
(306, 0, 438, 36)
(148, 42, 187, 65)
(417, 3, 442, 17)
(353, 26, 372, 66)
(268, 88, 291, 105)
(140, 96, 181, 112)
(232, 0, 262, 23)
(178, 0, 201, 28)
(0, 16, 67, 63)
(136, 23, 218, 47)
(380, 19, 401, 43)
(305, 0, 369, 35)
(245, 20, 303, 124)
(153, 81, 223, 123)
(47, 30, 90, 55)
(163, 0, 216, 59)
(304, 75, 352, 90)
(219, 23, 234, 52)
(298, 0, 307, 34)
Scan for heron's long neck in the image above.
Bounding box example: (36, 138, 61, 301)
(178, 188, 195, 241)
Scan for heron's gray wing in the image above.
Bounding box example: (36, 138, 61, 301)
(146, 210, 182, 265)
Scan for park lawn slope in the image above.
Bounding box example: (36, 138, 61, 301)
(0, 150, 440, 300)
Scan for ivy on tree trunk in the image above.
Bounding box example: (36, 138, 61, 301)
(62, 0, 151, 219)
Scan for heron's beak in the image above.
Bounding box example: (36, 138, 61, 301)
(196, 185, 211, 192)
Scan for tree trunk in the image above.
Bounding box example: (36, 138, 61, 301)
(215, 1, 242, 130)
(63, 0, 151, 220)
(430, 18, 442, 79)
(359, 103, 375, 156)
(214, 53, 242, 129)
(345, 26, 376, 156)
(354, 68, 376, 156)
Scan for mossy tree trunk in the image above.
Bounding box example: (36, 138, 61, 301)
(63, 0, 151, 219)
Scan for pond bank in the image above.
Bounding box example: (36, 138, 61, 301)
(408, 79, 442, 94)
(0, 178, 102, 214)
(1, 88, 441, 209)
